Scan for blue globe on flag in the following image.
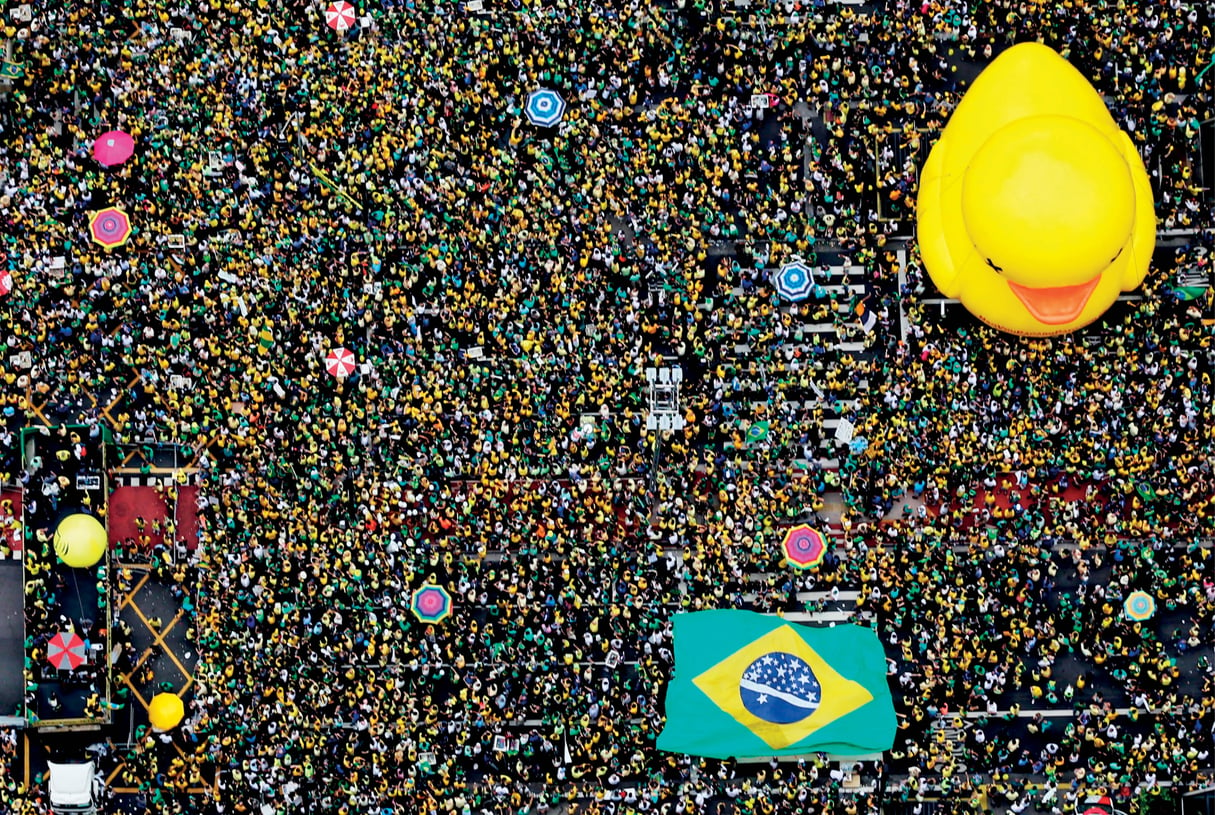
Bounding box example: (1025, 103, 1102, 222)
(739, 651, 822, 724)
(525, 89, 567, 127)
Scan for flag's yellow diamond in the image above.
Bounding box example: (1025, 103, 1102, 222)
(692, 624, 873, 750)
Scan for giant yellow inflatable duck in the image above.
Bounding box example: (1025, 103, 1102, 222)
(918, 43, 1155, 336)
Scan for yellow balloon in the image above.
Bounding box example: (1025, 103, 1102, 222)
(52, 514, 108, 569)
(918, 43, 1155, 336)
(148, 692, 185, 731)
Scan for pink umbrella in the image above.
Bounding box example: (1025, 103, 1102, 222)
(89, 207, 131, 249)
(325, 1, 357, 31)
(47, 631, 87, 671)
(325, 347, 357, 378)
(93, 130, 134, 166)
(0, 271, 11, 298)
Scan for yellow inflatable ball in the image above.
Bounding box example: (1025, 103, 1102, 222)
(53, 513, 108, 568)
(918, 43, 1154, 336)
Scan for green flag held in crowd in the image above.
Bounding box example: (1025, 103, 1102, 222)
(658, 610, 896, 758)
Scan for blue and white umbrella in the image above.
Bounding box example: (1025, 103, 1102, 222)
(773, 260, 814, 301)
(525, 88, 566, 127)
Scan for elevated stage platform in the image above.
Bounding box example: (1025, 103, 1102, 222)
(20, 425, 113, 731)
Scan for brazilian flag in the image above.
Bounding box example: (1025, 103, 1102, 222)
(738, 419, 770, 445)
(1174, 286, 1207, 301)
(657, 610, 896, 758)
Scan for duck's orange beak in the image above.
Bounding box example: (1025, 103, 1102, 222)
(1006, 275, 1102, 325)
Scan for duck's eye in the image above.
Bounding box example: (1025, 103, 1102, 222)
(985, 258, 1004, 274)
(1110, 246, 1124, 264)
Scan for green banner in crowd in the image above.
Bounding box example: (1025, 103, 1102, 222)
(657, 610, 896, 758)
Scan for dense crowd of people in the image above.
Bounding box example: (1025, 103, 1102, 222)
(1, 0, 1213, 812)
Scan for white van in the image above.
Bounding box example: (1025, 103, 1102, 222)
(47, 761, 101, 815)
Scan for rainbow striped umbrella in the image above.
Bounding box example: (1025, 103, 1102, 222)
(782, 525, 827, 570)
(1124, 591, 1155, 621)
(411, 585, 452, 624)
(89, 207, 131, 249)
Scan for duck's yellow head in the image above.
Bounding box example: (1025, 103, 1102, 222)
(918, 43, 1155, 336)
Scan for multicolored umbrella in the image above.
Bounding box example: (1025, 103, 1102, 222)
(47, 631, 87, 671)
(325, 1, 357, 31)
(411, 585, 452, 624)
(325, 347, 357, 379)
(773, 261, 814, 301)
(782, 525, 827, 570)
(93, 130, 134, 166)
(525, 89, 566, 127)
(89, 207, 131, 249)
(1124, 590, 1155, 621)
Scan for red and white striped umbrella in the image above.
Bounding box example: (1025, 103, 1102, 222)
(47, 631, 87, 671)
(325, 1, 357, 31)
(325, 347, 357, 378)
